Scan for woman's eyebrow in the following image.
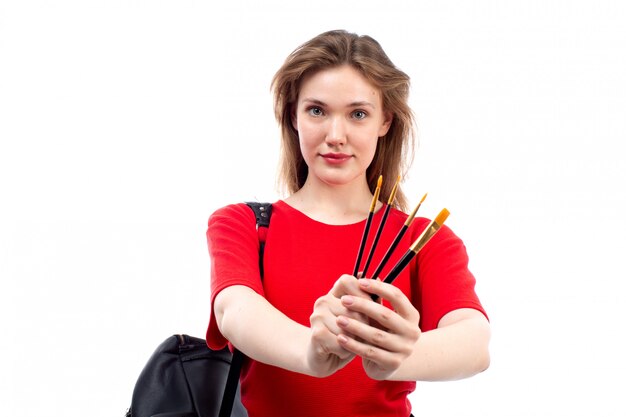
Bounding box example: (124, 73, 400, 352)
(301, 98, 326, 106)
(300, 98, 376, 109)
(348, 100, 376, 109)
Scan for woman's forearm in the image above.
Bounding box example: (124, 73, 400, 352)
(389, 309, 491, 381)
(214, 285, 314, 375)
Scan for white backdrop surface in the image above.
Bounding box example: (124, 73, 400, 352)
(1, 1, 625, 416)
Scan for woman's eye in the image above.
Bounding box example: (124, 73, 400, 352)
(352, 110, 367, 120)
(307, 107, 323, 116)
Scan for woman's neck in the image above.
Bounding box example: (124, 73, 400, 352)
(284, 176, 382, 225)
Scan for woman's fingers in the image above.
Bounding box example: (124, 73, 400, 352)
(306, 274, 373, 377)
(308, 276, 422, 378)
(340, 294, 419, 337)
(322, 275, 374, 329)
(306, 275, 395, 376)
(336, 330, 408, 381)
(310, 323, 354, 359)
(308, 276, 370, 358)
(329, 274, 370, 299)
(337, 332, 402, 371)
(356, 279, 421, 324)
(336, 314, 410, 354)
(336, 279, 422, 379)
(311, 294, 361, 336)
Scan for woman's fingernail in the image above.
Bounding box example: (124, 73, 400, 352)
(359, 279, 370, 287)
(337, 316, 349, 327)
(342, 295, 354, 305)
(338, 334, 349, 344)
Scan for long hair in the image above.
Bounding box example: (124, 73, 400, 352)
(271, 30, 415, 211)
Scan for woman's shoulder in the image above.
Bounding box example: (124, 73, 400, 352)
(209, 202, 254, 223)
(208, 201, 281, 228)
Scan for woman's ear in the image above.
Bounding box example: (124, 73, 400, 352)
(378, 112, 393, 137)
(291, 106, 298, 132)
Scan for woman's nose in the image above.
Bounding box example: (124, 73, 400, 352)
(325, 116, 347, 146)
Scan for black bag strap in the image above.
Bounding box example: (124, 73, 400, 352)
(246, 201, 272, 229)
(218, 202, 272, 417)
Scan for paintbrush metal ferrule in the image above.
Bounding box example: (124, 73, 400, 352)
(363, 175, 399, 277)
(369, 175, 383, 212)
(370, 193, 426, 278)
(409, 208, 449, 254)
(362, 204, 391, 277)
(404, 193, 427, 226)
(353, 175, 383, 276)
(387, 175, 401, 205)
(382, 208, 449, 285)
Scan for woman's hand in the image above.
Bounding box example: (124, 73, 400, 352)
(336, 278, 422, 380)
(306, 274, 371, 377)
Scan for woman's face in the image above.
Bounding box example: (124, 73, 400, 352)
(292, 65, 392, 189)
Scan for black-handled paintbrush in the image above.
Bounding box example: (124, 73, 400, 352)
(371, 208, 449, 302)
(352, 175, 382, 276)
(370, 192, 427, 279)
(361, 175, 401, 278)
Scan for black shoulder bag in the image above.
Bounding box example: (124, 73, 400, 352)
(126, 202, 272, 417)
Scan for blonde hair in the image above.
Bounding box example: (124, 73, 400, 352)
(271, 30, 415, 211)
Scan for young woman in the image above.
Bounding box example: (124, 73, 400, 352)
(207, 30, 490, 417)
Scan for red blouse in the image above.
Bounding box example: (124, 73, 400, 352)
(207, 200, 486, 417)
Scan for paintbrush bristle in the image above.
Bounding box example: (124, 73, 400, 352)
(369, 175, 383, 212)
(434, 208, 450, 225)
(387, 175, 401, 204)
(405, 192, 427, 225)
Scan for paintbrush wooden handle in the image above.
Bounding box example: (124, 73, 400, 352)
(371, 224, 408, 279)
(362, 205, 392, 278)
(370, 249, 415, 302)
(383, 249, 415, 284)
(353, 212, 374, 276)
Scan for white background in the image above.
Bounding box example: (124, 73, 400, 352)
(1, 1, 625, 416)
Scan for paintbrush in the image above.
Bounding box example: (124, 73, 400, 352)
(383, 208, 449, 284)
(352, 175, 383, 276)
(361, 175, 401, 278)
(370, 192, 427, 279)
(370, 208, 449, 302)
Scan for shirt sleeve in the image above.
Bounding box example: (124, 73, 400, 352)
(206, 203, 265, 349)
(410, 221, 488, 331)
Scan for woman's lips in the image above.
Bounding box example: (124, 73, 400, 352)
(320, 152, 352, 164)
